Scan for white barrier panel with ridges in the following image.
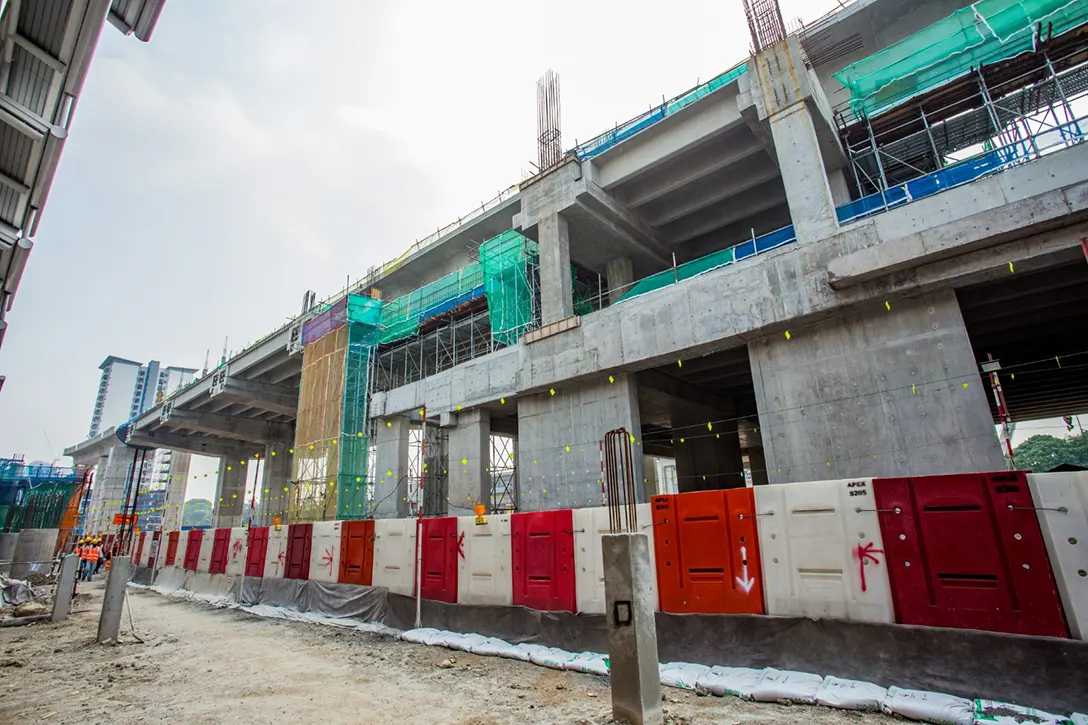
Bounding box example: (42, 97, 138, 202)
(197, 530, 214, 573)
(373, 518, 416, 596)
(1027, 472, 1088, 640)
(457, 514, 512, 606)
(309, 521, 342, 583)
(147, 537, 161, 569)
(226, 527, 247, 576)
(263, 526, 290, 579)
(573, 504, 658, 614)
(755, 479, 894, 623)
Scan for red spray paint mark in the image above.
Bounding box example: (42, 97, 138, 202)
(231, 539, 243, 560)
(853, 542, 884, 592)
(322, 547, 334, 575)
(276, 549, 285, 575)
(456, 531, 466, 560)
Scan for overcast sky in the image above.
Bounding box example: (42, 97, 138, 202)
(0, 0, 1070, 500)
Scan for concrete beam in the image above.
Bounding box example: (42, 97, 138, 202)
(594, 93, 744, 190)
(161, 410, 291, 445)
(637, 369, 736, 415)
(575, 180, 671, 264)
(620, 137, 765, 208)
(212, 378, 299, 418)
(127, 431, 261, 459)
(661, 179, 787, 245)
(640, 156, 781, 226)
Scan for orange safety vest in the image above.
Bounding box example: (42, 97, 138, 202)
(75, 545, 83, 558)
(86, 546, 100, 564)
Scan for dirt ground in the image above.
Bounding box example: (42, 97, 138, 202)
(0, 581, 903, 725)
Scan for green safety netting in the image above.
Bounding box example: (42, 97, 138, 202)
(338, 295, 381, 519)
(835, 0, 1088, 116)
(4, 481, 77, 532)
(619, 245, 737, 302)
(666, 62, 749, 116)
(479, 230, 539, 345)
(379, 263, 484, 344)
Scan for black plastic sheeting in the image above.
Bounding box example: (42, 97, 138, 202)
(130, 566, 153, 586)
(134, 569, 1088, 714)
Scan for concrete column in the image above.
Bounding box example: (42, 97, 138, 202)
(212, 456, 248, 528)
(259, 442, 293, 525)
(373, 415, 411, 518)
(448, 409, 491, 514)
(749, 290, 1004, 483)
(88, 447, 135, 536)
(603, 533, 662, 725)
(746, 447, 769, 486)
(518, 374, 643, 511)
(538, 212, 574, 324)
(828, 167, 852, 207)
(51, 555, 79, 622)
(770, 101, 840, 243)
(97, 556, 130, 644)
(642, 455, 659, 498)
(606, 256, 634, 304)
(160, 452, 191, 532)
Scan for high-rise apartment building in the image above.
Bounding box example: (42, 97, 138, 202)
(88, 357, 197, 438)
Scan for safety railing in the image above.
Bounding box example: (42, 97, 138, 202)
(571, 62, 749, 161)
(619, 112, 1086, 304)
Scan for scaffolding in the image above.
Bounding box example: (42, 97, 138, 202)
(338, 295, 380, 520)
(834, 0, 1088, 117)
(837, 31, 1088, 207)
(490, 434, 518, 512)
(1, 457, 79, 533)
(479, 230, 539, 345)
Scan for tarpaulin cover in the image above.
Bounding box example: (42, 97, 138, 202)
(479, 230, 539, 346)
(834, 0, 1088, 115)
(302, 296, 349, 346)
(235, 576, 394, 627)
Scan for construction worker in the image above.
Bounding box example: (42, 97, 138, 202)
(94, 539, 106, 575)
(83, 541, 100, 581)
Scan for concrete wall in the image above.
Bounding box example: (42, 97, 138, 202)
(9, 528, 59, 579)
(517, 374, 643, 511)
(373, 416, 410, 518)
(749, 290, 1004, 482)
(0, 532, 17, 574)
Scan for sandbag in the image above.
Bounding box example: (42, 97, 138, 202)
(439, 632, 490, 652)
(468, 637, 520, 658)
(399, 628, 445, 646)
(659, 662, 711, 690)
(565, 652, 610, 677)
(1071, 714, 1087, 725)
(695, 666, 764, 699)
(526, 645, 575, 670)
(750, 668, 823, 704)
(882, 686, 974, 725)
(973, 699, 1072, 725)
(815, 676, 887, 711)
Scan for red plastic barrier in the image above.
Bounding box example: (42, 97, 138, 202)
(183, 529, 203, 572)
(246, 527, 268, 577)
(209, 528, 231, 575)
(874, 471, 1068, 637)
(135, 533, 146, 564)
(285, 523, 312, 580)
(512, 510, 576, 612)
(652, 489, 765, 615)
(420, 517, 458, 603)
(339, 520, 374, 586)
(165, 531, 180, 566)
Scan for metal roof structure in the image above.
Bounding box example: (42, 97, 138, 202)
(0, 0, 166, 351)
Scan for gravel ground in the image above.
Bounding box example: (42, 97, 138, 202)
(0, 580, 903, 724)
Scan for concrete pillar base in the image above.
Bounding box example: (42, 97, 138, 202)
(603, 533, 663, 725)
(374, 416, 411, 518)
(539, 212, 574, 324)
(448, 409, 491, 514)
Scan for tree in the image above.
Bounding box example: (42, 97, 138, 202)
(182, 498, 213, 528)
(1011, 432, 1088, 472)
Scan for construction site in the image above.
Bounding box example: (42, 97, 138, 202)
(4, 0, 1088, 722)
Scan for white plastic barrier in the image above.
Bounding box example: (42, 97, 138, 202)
(373, 518, 416, 596)
(263, 525, 290, 580)
(1027, 472, 1088, 640)
(226, 527, 247, 576)
(456, 514, 513, 606)
(309, 520, 342, 583)
(147, 536, 162, 569)
(197, 530, 214, 573)
(573, 503, 658, 614)
(755, 478, 894, 623)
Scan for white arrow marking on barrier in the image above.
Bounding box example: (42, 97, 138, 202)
(736, 545, 756, 594)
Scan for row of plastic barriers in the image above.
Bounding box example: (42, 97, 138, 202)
(138, 471, 1087, 641)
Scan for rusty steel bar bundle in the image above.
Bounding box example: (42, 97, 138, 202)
(603, 428, 637, 534)
(537, 70, 562, 171)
